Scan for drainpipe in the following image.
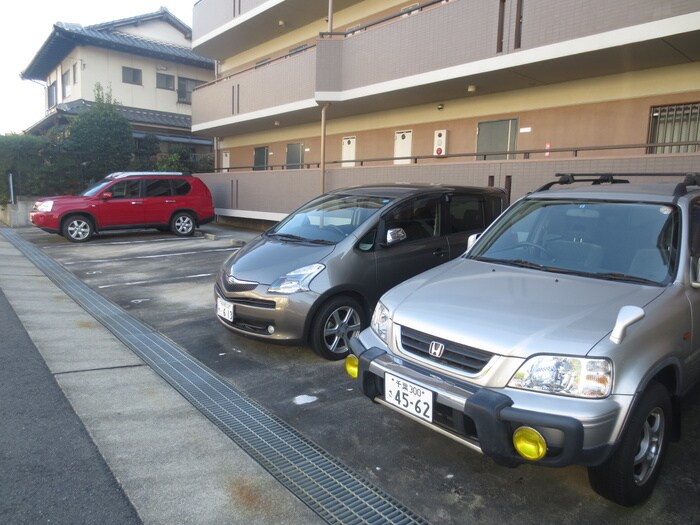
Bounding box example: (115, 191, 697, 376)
(319, 1, 333, 194)
(327, 0, 333, 32)
(320, 103, 330, 194)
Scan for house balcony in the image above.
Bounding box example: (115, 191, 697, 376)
(192, 0, 700, 137)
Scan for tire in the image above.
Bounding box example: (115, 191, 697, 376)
(62, 215, 94, 242)
(171, 212, 195, 236)
(587, 382, 671, 506)
(310, 296, 364, 361)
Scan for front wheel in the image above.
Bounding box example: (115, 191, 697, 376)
(587, 382, 671, 506)
(310, 296, 365, 360)
(62, 215, 94, 242)
(171, 212, 195, 236)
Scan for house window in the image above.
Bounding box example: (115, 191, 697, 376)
(47, 81, 57, 108)
(157, 73, 175, 90)
(72, 63, 78, 84)
(62, 70, 71, 99)
(177, 77, 203, 104)
(648, 102, 700, 153)
(122, 66, 142, 85)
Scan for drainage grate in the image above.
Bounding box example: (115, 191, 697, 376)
(2, 229, 430, 525)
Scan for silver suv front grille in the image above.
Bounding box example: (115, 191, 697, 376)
(400, 326, 492, 374)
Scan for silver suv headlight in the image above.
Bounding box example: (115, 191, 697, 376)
(268, 263, 324, 294)
(371, 301, 392, 344)
(508, 355, 613, 398)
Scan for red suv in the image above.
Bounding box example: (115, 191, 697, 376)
(30, 172, 215, 242)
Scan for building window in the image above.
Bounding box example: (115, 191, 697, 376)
(72, 63, 78, 84)
(47, 81, 57, 108)
(177, 77, 203, 104)
(62, 70, 71, 99)
(157, 73, 175, 90)
(648, 102, 699, 153)
(253, 146, 268, 171)
(122, 66, 142, 85)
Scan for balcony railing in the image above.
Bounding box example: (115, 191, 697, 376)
(203, 141, 700, 172)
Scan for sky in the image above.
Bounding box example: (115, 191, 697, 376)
(0, 1, 198, 135)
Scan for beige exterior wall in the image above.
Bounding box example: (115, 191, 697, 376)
(217, 63, 700, 168)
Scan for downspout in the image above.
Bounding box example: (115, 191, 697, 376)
(320, 103, 329, 194)
(320, 0, 334, 194)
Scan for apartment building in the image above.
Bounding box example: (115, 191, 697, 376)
(21, 8, 215, 159)
(191, 0, 700, 223)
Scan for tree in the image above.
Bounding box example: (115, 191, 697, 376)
(66, 83, 133, 187)
(0, 133, 48, 202)
(156, 145, 194, 172)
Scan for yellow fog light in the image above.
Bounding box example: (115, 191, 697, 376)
(513, 427, 547, 461)
(345, 355, 359, 378)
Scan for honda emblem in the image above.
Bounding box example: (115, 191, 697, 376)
(429, 341, 445, 358)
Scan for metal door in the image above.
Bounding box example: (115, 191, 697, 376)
(394, 130, 413, 165)
(342, 136, 356, 167)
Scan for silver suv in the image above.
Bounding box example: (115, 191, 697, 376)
(347, 173, 700, 506)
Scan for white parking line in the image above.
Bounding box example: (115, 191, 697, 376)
(98, 273, 214, 289)
(64, 247, 238, 265)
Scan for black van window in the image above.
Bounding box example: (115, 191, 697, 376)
(448, 195, 484, 233)
(385, 196, 441, 241)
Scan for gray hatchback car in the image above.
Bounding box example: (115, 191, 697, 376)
(215, 184, 506, 360)
(347, 174, 700, 506)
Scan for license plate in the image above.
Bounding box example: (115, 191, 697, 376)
(385, 372, 433, 422)
(216, 297, 234, 322)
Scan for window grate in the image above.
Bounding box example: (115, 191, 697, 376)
(648, 102, 700, 154)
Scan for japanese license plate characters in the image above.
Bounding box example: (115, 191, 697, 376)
(216, 297, 234, 322)
(385, 373, 433, 422)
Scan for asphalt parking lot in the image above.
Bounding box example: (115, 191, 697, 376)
(14, 224, 700, 525)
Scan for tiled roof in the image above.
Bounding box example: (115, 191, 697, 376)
(22, 8, 214, 80)
(26, 99, 213, 146)
(56, 99, 193, 128)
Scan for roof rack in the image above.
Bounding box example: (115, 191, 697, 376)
(534, 172, 700, 195)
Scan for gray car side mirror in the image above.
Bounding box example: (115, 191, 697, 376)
(386, 227, 407, 245)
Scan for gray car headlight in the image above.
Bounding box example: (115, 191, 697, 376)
(509, 356, 613, 398)
(371, 301, 392, 344)
(268, 263, 324, 294)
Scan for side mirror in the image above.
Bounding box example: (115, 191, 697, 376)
(466, 233, 480, 252)
(386, 227, 407, 245)
(100, 192, 113, 200)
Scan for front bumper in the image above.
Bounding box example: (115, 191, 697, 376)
(350, 338, 623, 468)
(29, 211, 60, 233)
(214, 282, 318, 344)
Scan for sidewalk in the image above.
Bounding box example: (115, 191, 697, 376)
(0, 228, 322, 525)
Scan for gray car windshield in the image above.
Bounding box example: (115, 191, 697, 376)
(469, 199, 679, 285)
(268, 193, 390, 244)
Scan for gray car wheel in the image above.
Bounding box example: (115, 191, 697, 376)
(62, 215, 94, 242)
(310, 296, 364, 360)
(587, 382, 671, 506)
(171, 212, 195, 236)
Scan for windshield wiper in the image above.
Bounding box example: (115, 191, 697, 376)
(267, 233, 306, 242)
(593, 272, 660, 285)
(306, 238, 335, 245)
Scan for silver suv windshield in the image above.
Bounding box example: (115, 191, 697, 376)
(469, 199, 679, 285)
(268, 193, 391, 244)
